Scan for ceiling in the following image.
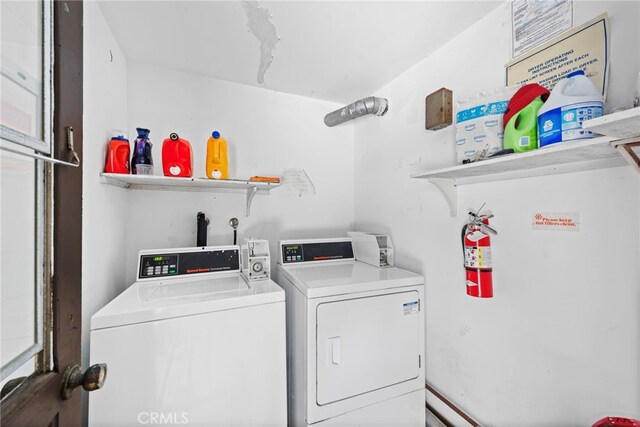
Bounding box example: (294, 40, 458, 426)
(98, 1, 500, 104)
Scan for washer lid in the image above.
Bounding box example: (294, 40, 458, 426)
(279, 261, 423, 298)
(91, 274, 284, 330)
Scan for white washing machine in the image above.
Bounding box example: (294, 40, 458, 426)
(274, 238, 425, 426)
(89, 245, 287, 426)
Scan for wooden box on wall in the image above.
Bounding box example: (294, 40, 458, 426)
(425, 88, 453, 130)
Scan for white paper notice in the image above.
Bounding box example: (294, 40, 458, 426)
(506, 13, 608, 96)
(281, 168, 316, 196)
(512, 0, 573, 58)
(532, 212, 580, 231)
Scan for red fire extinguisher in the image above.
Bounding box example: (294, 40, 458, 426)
(462, 206, 497, 298)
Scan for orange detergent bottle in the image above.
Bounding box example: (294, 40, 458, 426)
(206, 131, 229, 179)
(162, 132, 193, 177)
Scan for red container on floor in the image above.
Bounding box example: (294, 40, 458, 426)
(162, 132, 193, 177)
(593, 418, 640, 427)
(104, 135, 130, 174)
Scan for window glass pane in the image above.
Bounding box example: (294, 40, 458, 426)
(1, 75, 38, 137)
(0, 356, 34, 392)
(1, 0, 43, 140)
(0, 0, 49, 384)
(0, 149, 37, 377)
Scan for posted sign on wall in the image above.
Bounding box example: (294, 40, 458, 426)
(532, 212, 580, 231)
(512, 0, 573, 58)
(506, 13, 609, 96)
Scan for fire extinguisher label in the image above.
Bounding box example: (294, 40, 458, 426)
(465, 246, 492, 268)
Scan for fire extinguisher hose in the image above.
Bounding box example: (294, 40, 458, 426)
(461, 223, 469, 262)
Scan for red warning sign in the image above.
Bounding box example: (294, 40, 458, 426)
(532, 212, 579, 231)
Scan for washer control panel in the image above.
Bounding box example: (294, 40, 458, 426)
(138, 247, 240, 280)
(139, 254, 178, 278)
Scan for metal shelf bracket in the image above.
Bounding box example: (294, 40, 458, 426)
(429, 178, 457, 216)
(245, 186, 258, 217)
(611, 138, 640, 174)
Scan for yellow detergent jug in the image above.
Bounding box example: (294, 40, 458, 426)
(206, 131, 229, 179)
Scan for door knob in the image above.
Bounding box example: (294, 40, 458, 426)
(61, 363, 107, 400)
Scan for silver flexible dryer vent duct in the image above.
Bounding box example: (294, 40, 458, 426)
(324, 96, 389, 127)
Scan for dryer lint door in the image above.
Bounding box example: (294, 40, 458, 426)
(315, 290, 421, 405)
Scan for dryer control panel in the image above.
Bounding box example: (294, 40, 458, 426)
(137, 246, 240, 280)
(280, 239, 354, 264)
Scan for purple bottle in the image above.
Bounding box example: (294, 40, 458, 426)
(131, 128, 153, 175)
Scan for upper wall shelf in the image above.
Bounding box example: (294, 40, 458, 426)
(583, 107, 640, 175)
(582, 106, 640, 139)
(412, 108, 640, 216)
(100, 173, 280, 217)
(411, 136, 627, 216)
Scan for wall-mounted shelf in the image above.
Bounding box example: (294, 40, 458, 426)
(582, 106, 640, 139)
(100, 173, 280, 217)
(410, 136, 630, 216)
(583, 107, 640, 174)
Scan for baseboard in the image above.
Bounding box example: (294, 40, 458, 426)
(425, 384, 481, 427)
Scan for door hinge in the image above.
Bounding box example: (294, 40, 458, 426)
(419, 355, 422, 368)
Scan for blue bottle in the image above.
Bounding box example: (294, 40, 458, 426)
(131, 128, 153, 175)
(537, 70, 604, 147)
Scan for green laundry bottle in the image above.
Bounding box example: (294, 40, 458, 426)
(503, 97, 544, 153)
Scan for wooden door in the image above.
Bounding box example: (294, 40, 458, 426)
(1, 2, 86, 425)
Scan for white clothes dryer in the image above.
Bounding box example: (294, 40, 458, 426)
(274, 238, 425, 426)
(89, 246, 287, 426)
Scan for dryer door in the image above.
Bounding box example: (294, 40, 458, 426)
(316, 290, 421, 405)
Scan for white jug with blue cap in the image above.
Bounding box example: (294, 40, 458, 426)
(537, 70, 604, 147)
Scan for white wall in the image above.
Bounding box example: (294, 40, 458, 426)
(122, 62, 355, 284)
(82, 1, 129, 421)
(354, 1, 640, 425)
(83, 5, 355, 422)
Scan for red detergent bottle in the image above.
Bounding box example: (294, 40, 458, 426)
(104, 131, 130, 174)
(162, 132, 193, 177)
